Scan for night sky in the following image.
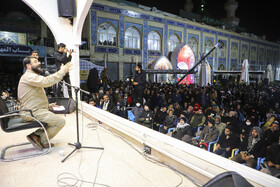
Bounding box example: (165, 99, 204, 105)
(125, 0, 280, 42)
(0, 0, 279, 42)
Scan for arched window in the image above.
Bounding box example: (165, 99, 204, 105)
(124, 27, 141, 49)
(188, 37, 198, 56)
(204, 39, 214, 57)
(98, 22, 117, 46)
(168, 34, 180, 52)
(218, 41, 226, 58)
(231, 43, 238, 58)
(148, 31, 161, 51)
(218, 64, 225, 70)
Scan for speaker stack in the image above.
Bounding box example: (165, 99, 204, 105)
(57, 0, 76, 18)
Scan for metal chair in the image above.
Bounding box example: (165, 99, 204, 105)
(0, 97, 51, 162)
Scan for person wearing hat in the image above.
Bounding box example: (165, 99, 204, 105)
(231, 126, 266, 168)
(215, 115, 226, 135)
(214, 126, 240, 158)
(138, 102, 153, 128)
(171, 116, 193, 140)
(195, 118, 219, 150)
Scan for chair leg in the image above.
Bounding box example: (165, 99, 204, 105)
(1, 115, 51, 162)
(1, 142, 50, 162)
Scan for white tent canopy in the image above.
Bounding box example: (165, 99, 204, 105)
(266, 64, 274, 83)
(239, 59, 249, 84)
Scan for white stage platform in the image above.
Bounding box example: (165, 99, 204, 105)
(0, 112, 197, 187)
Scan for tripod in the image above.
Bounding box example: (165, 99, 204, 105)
(61, 82, 104, 163)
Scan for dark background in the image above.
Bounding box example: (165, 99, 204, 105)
(0, 0, 279, 42)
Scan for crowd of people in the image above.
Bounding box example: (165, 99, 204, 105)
(1, 49, 280, 177)
(84, 78, 280, 177)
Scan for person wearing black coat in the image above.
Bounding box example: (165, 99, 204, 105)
(263, 121, 280, 149)
(214, 126, 240, 158)
(262, 135, 280, 177)
(133, 64, 146, 105)
(100, 94, 114, 112)
(87, 68, 100, 95)
(232, 126, 266, 168)
(138, 102, 153, 128)
(53, 43, 73, 98)
(153, 105, 168, 131)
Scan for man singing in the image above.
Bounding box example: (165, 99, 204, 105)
(54, 43, 73, 98)
(18, 56, 72, 150)
(133, 63, 146, 105)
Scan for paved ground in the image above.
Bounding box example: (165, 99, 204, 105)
(0, 112, 197, 187)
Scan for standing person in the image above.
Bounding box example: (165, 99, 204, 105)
(133, 64, 146, 105)
(53, 43, 73, 98)
(18, 56, 72, 150)
(87, 68, 100, 95)
(100, 68, 108, 89)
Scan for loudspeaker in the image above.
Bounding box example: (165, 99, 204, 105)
(49, 97, 76, 114)
(203, 171, 253, 187)
(57, 0, 76, 18)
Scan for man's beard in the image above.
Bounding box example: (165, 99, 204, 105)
(32, 66, 43, 74)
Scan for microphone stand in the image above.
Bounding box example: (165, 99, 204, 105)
(61, 81, 104, 163)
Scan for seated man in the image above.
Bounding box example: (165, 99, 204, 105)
(159, 108, 177, 134)
(231, 127, 266, 168)
(101, 94, 114, 112)
(138, 102, 153, 128)
(261, 134, 280, 177)
(263, 121, 280, 149)
(214, 126, 240, 158)
(131, 100, 143, 123)
(153, 105, 167, 131)
(18, 56, 72, 150)
(171, 117, 193, 140)
(195, 118, 219, 150)
(189, 108, 206, 131)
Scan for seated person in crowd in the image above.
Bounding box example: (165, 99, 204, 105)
(214, 126, 240, 158)
(226, 110, 240, 135)
(153, 105, 168, 131)
(101, 94, 114, 112)
(263, 121, 280, 149)
(122, 92, 132, 107)
(261, 134, 280, 178)
(159, 108, 177, 134)
(183, 118, 219, 150)
(195, 118, 219, 150)
(240, 118, 257, 140)
(185, 105, 194, 122)
(112, 100, 126, 118)
(215, 115, 226, 135)
(231, 127, 266, 168)
(173, 102, 183, 117)
(131, 100, 143, 123)
(189, 108, 206, 132)
(138, 102, 153, 128)
(171, 117, 193, 141)
(88, 98, 99, 108)
(1, 90, 9, 101)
